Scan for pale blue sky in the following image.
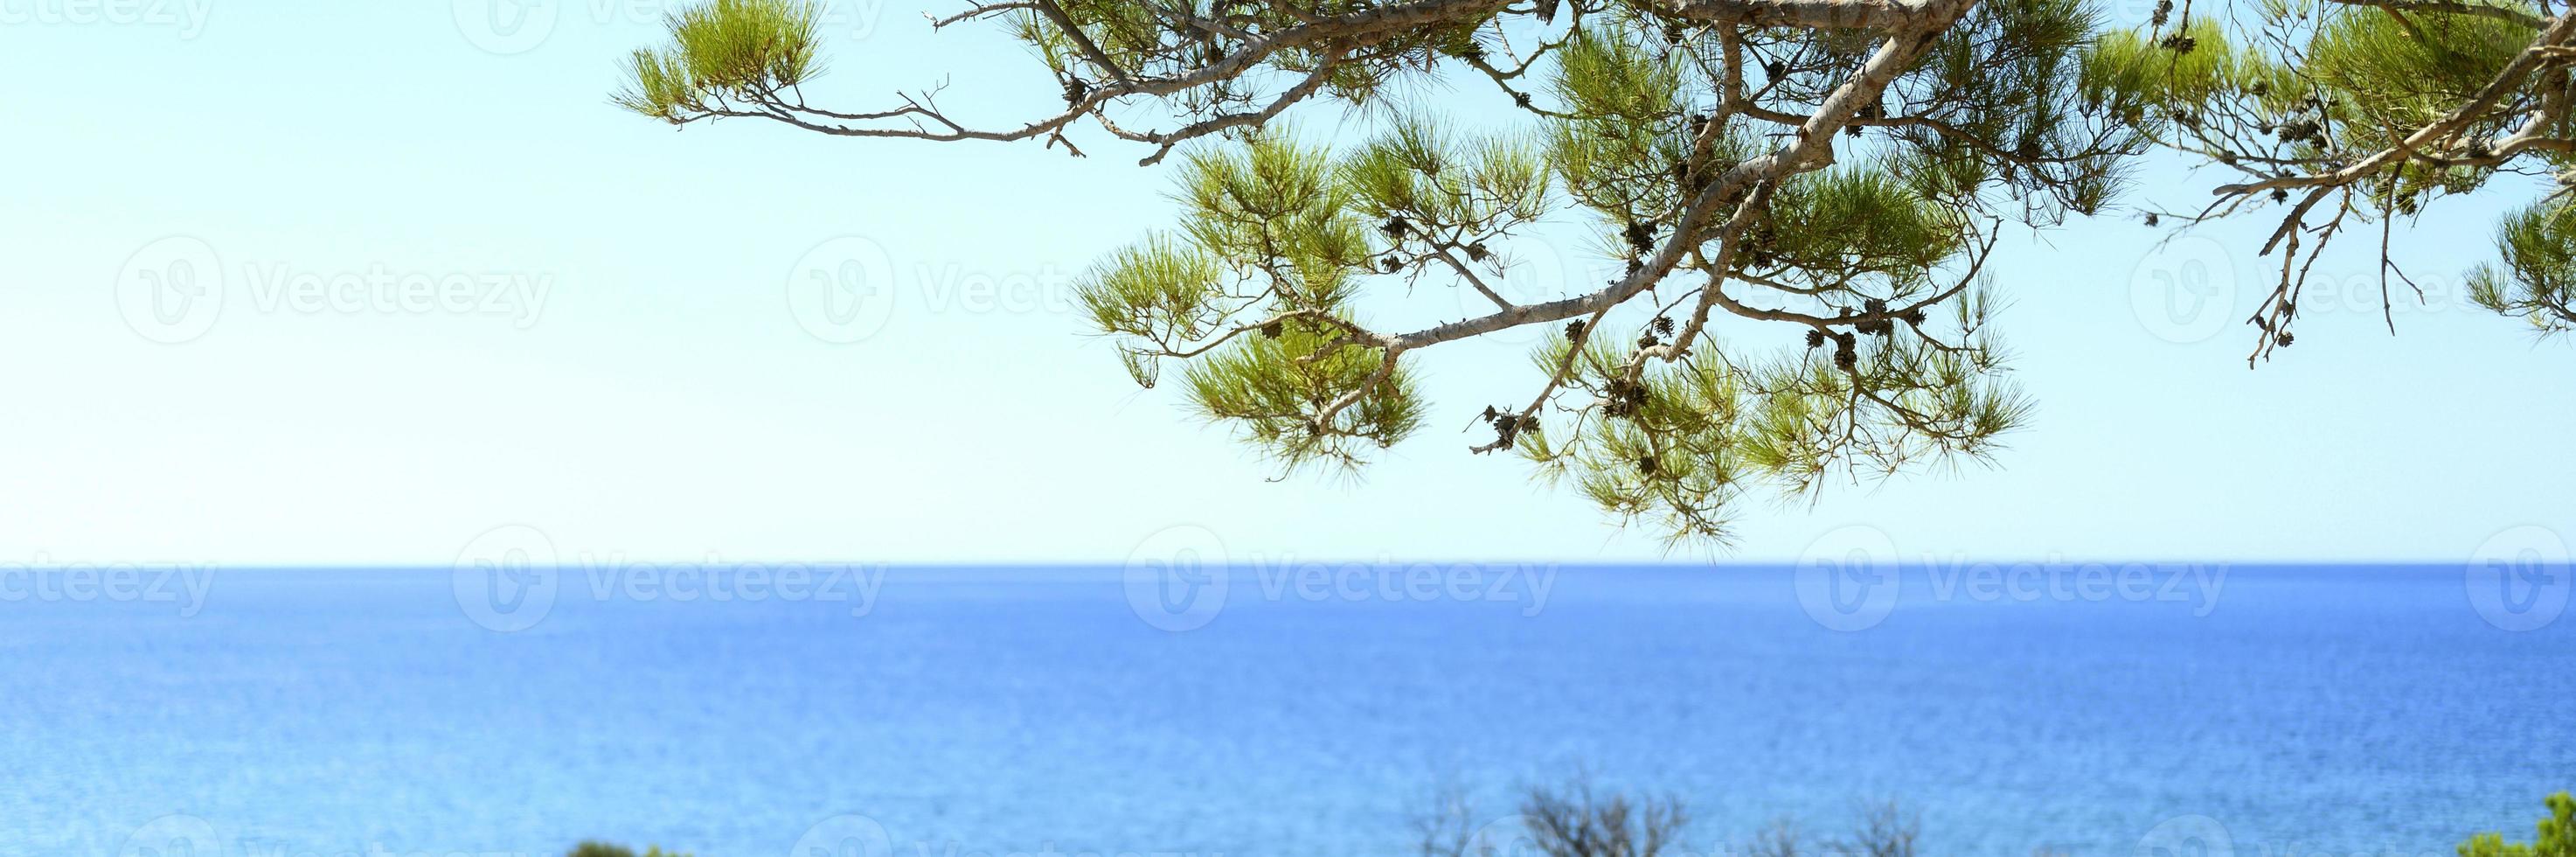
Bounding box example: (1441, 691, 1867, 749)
(3, 1, 2569, 565)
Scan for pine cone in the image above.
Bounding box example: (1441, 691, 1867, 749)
(1625, 221, 1657, 254)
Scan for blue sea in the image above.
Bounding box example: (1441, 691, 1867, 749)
(4, 564, 2571, 857)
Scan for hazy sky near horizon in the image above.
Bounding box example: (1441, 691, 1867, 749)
(4, 0, 2571, 566)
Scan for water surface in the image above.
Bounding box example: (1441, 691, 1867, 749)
(4, 564, 2568, 856)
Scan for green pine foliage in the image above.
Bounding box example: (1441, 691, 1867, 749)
(614, 0, 823, 122)
(2093, 0, 2576, 350)
(2473, 202, 2576, 332)
(1081, 129, 1429, 473)
(1181, 317, 1427, 471)
(609, 0, 2569, 544)
(2309, 7, 2531, 148)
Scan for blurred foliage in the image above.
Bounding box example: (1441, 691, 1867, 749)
(2458, 792, 2576, 857)
(568, 842, 691, 857)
